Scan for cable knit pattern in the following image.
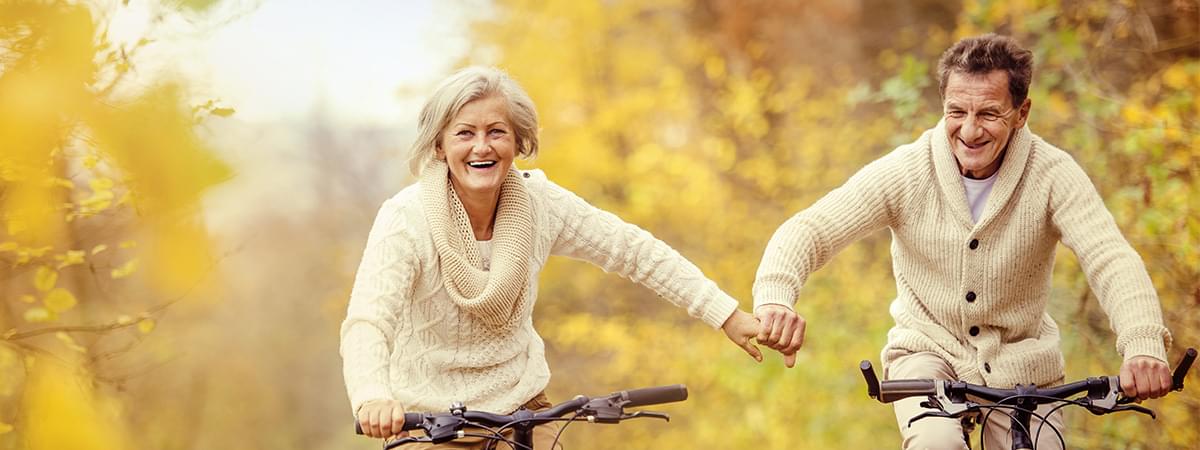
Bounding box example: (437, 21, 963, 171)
(420, 159, 534, 330)
(753, 120, 1171, 389)
(340, 171, 739, 415)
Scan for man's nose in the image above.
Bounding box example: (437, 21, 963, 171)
(961, 116, 984, 141)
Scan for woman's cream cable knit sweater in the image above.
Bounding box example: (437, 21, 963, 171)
(753, 121, 1171, 388)
(340, 171, 739, 415)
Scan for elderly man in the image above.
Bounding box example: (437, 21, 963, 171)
(752, 34, 1172, 449)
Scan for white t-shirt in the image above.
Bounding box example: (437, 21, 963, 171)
(476, 240, 492, 271)
(962, 171, 999, 223)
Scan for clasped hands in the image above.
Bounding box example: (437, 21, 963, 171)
(722, 304, 804, 368)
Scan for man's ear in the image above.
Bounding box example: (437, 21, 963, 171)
(1015, 97, 1032, 128)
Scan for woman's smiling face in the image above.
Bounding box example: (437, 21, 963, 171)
(438, 95, 517, 198)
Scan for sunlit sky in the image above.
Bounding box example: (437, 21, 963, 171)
(104, 1, 481, 226)
(113, 0, 473, 126)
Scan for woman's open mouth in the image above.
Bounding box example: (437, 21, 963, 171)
(466, 160, 497, 169)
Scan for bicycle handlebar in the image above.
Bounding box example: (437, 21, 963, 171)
(354, 384, 688, 447)
(860, 347, 1196, 410)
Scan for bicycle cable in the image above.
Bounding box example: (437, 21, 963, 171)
(973, 402, 1063, 450)
(549, 411, 581, 450)
(974, 395, 1074, 450)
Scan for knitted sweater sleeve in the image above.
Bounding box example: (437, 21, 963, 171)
(541, 180, 738, 329)
(339, 197, 421, 414)
(1048, 156, 1171, 362)
(753, 149, 915, 311)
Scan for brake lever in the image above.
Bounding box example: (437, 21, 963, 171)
(907, 409, 965, 427)
(620, 411, 671, 422)
(384, 436, 425, 450)
(1111, 404, 1157, 419)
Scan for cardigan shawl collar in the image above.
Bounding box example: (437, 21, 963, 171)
(930, 119, 1034, 231)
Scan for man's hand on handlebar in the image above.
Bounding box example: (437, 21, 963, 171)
(1120, 355, 1172, 401)
(357, 399, 408, 439)
(753, 304, 804, 368)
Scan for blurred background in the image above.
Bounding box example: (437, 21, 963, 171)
(0, 0, 1196, 448)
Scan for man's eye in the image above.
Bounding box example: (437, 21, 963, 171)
(947, 111, 966, 118)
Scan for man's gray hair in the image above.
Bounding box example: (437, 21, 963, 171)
(408, 66, 539, 175)
(937, 34, 1034, 108)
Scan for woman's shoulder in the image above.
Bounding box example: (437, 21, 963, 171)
(373, 183, 427, 232)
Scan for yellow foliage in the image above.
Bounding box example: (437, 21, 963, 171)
(20, 357, 132, 450)
(43, 288, 78, 313)
(33, 266, 57, 292)
(110, 258, 139, 279)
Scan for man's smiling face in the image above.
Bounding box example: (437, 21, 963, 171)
(943, 70, 1030, 179)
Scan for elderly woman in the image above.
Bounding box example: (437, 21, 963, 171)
(341, 66, 764, 447)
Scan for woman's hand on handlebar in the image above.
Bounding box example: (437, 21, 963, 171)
(357, 399, 409, 439)
(1120, 355, 1172, 401)
(722, 309, 764, 363)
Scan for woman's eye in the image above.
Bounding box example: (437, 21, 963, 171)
(489, 129, 507, 136)
(455, 130, 473, 137)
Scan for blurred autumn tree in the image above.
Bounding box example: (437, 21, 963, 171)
(0, 1, 234, 448)
(463, 0, 1198, 448)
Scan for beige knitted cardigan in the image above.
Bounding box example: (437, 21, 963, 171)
(753, 121, 1171, 388)
(340, 170, 739, 414)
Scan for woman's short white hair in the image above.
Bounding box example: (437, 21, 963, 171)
(408, 66, 540, 175)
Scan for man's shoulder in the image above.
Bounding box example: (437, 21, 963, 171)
(866, 127, 937, 173)
(1026, 131, 1086, 175)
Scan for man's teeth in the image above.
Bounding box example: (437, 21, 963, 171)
(467, 161, 497, 168)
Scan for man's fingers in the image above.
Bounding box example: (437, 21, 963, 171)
(783, 322, 806, 354)
(1156, 366, 1172, 398)
(756, 313, 776, 342)
(783, 351, 797, 368)
(390, 404, 405, 437)
(776, 319, 796, 350)
(767, 317, 785, 348)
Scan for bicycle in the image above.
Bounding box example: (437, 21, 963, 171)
(858, 347, 1196, 450)
(354, 384, 689, 449)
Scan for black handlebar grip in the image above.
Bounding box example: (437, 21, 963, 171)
(1173, 347, 1197, 391)
(401, 412, 424, 431)
(353, 413, 425, 435)
(878, 379, 937, 404)
(621, 384, 688, 408)
(860, 360, 881, 400)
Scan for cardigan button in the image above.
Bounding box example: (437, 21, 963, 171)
(984, 363, 992, 373)
(522, 172, 530, 178)
(966, 291, 977, 302)
(969, 239, 979, 250)
(969, 326, 980, 336)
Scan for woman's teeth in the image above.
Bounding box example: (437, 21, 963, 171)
(467, 161, 497, 168)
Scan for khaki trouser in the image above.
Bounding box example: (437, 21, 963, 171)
(888, 351, 1065, 450)
(403, 392, 562, 450)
